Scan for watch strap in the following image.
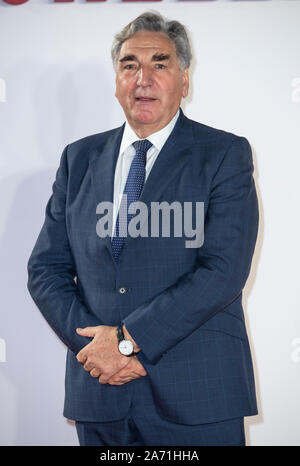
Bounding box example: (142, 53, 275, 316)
(116, 325, 125, 344)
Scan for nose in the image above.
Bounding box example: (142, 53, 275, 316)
(136, 66, 153, 87)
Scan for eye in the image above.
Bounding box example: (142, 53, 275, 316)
(155, 63, 166, 70)
(123, 64, 137, 70)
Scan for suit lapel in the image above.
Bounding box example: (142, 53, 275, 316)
(89, 125, 124, 207)
(140, 109, 194, 206)
(89, 124, 124, 260)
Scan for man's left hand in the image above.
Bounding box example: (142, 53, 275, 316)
(76, 325, 131, 383)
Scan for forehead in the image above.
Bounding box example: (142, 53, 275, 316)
(119, 30, 176, 58)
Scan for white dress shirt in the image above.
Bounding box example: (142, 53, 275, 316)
(112, 110, 180, 235)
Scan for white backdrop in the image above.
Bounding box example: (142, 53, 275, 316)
(0, 0, 300, 446)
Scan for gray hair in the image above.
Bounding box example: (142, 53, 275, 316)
(111, 11, 192, 71)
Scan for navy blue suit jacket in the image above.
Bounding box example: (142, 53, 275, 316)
(27, 109, 259, 424)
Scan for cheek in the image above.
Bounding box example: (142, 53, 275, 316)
(116, 81, 134, 104)
(116, 76, 127, 96)
(160, 75, 182, 94)
(161, 83, 183, 104)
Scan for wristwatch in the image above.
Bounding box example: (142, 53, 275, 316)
(116, 325, 135, 356)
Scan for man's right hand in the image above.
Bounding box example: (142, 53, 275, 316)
(103, 355, 147, 385)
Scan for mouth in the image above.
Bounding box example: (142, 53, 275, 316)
(135, 97, 157, 102)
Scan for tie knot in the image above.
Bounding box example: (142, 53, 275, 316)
(133, 139, 152, 161)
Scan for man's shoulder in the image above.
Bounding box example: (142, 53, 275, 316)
(67, 125, 123, 155)
(60, 125, 124, 173)
(183, 113, 242, 146)
(179, 113, 252, 168)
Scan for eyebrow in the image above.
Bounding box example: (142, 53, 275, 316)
(119, 54, 137, 63)
(119, 53, 171, 63)
(152, 53, 170, 62)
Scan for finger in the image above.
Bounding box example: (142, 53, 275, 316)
(76, 327, 97, 338)
(114, 371, 139, 382)
(112, 368, 132, 379)
(107, 373, 128, 384)
(99, 371, 127, 385)
(90, 368, 101, 378)
(76, 351, 87, 364)
(109, 377, 133, 385)
(108, 380, 125, 386)
(131, 370, 144, 377)
(99, 376, 108, 385)
(84, 361, 98, 372)
(107, 374, 125, 384)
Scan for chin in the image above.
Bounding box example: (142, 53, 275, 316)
(132, 112, 157, 126)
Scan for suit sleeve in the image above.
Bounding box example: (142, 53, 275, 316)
(27, 145, 101, 354)
(123, 136, 259, 365)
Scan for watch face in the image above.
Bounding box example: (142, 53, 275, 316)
(119, 340, 134, 356)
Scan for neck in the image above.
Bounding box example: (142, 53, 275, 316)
(132, 127, 157, 139)
(128, 109, 180, 139)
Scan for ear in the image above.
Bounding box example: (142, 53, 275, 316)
(181, 68, 189, 98)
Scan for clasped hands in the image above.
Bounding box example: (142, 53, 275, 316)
(76, 325, 147, 385)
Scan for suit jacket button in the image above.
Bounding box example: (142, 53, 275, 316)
(118, 287, 127, 294)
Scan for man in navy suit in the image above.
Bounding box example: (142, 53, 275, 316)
(27, 11, 259, 446)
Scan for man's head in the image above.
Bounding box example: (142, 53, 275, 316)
(112, 12, 192, 138)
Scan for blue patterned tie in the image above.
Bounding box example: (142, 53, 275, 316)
(111, 139, 152, 262)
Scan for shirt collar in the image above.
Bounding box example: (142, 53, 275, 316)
(119, 109, 180, 156)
